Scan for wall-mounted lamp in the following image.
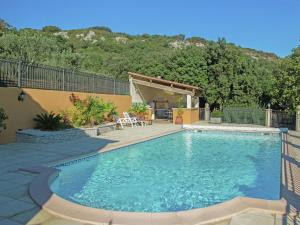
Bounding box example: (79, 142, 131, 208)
(18, 91, 26, 102)
(267, 103, 271, 109)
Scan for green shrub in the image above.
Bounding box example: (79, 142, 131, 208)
(42, 25, 61, 33)
(0, 107, 8, 130)
(33, 112, 62, 131)
(67, 96, 113, 127)
(211, 110, 223, 118)
(106, 102, 118, 121)
(129, 102, 148, 117)
(88, 26, 112, 32)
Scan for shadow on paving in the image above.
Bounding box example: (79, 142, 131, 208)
(0, 134, 119, 225)
(281, 132, 300, 225)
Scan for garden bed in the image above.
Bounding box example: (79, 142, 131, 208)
(16, 123, 116, 143)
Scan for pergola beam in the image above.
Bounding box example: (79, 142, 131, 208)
(128, 72, 201, 91)
(132, 78, 195, 96)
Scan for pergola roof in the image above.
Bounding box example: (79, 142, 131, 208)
(128, 72, 202, 96)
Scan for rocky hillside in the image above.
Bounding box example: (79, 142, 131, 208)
(3, 22, 298, 110)
(54, 27, 278, 61)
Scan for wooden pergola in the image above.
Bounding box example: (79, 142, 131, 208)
(128, 72, 203, 108)
(128, 72, 202, 95)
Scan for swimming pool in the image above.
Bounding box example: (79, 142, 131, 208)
(51, 130, 281, 212)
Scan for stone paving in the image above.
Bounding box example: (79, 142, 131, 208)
(0, 123, 298, 225)
(281, 131, 300, 225)
(0, 124, 179, 225)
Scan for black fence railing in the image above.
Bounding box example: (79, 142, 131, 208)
(0, 59, 129, 95)
(199, 108, 205, 120)
(222, 107, 266, 126)
(271, 110, 296, 130)
(207, 107, 297, 129)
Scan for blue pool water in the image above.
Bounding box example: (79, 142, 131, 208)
(51, 131, 281, 212)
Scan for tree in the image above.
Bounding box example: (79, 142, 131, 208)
(205, 38, 240, 108)
(0, 18, 14, 37)
(203, 38, 274, 109)
(88, 26, 112, 32)
(42, 25, 61, 33)
(0, 29, 74, 66)
(164, 46, 207, 87)
(272, 46, 300, 110)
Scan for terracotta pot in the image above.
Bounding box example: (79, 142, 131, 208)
(138, 114, 145, 120)
(175, 116, 183, 124)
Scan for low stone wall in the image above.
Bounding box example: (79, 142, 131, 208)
(16, 123, 116, 143)
(97, 123, 116, 134)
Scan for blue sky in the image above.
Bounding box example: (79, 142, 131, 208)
(1, 0, 299, 57)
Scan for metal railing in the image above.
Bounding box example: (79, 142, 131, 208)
(0, 59, 129, 95)
(222, 107, 266, 126)
(199, 108, 205, 120)
(271, 110, 296, 130)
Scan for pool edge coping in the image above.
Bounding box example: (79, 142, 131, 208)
(28, 125, 287, 225)
(183, 124, 284, 133)
(29, 168, 287, 225)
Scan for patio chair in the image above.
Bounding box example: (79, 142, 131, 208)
(114, 115, 132, 128)
(123, 112, 147, 126)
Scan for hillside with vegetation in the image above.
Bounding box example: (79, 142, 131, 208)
(0, 20, 299, 110)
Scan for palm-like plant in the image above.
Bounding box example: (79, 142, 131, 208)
(33, 112, 62, 131)
(106, 102, 118, 121)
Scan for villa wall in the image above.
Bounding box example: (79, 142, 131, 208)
(0, 87, 131, 144)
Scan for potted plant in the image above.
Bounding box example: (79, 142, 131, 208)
(129, 103, 148, 120)
(175, 108, 184, 124)
(0, 107, 8, 132)
(175, 97, 184, 124)
(210, 110, 223, 124)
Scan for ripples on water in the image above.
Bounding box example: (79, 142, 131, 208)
(51, 131, 281, 212)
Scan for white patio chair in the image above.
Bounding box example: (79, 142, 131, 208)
(123, 112, 138, 127)
(114, 116, 132, 128)
(123, 112, 147, 126)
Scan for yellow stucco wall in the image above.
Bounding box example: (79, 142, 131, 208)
(172, 108, 199, 124)
(0, 87, 131, 144)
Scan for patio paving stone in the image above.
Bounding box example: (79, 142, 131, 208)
(0, 172, 35, 185)
(0, 199, 35, 217)
(0, 180, 20, 192)
(0, 219, 23, 225)
(229, 210, 282, 225)
(9, 207, 42, 224)
(0, 195, 14, 204)
(1, 184, 30, 199)
(40, 218, 86, 225)
(18, 194, 36, 204)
